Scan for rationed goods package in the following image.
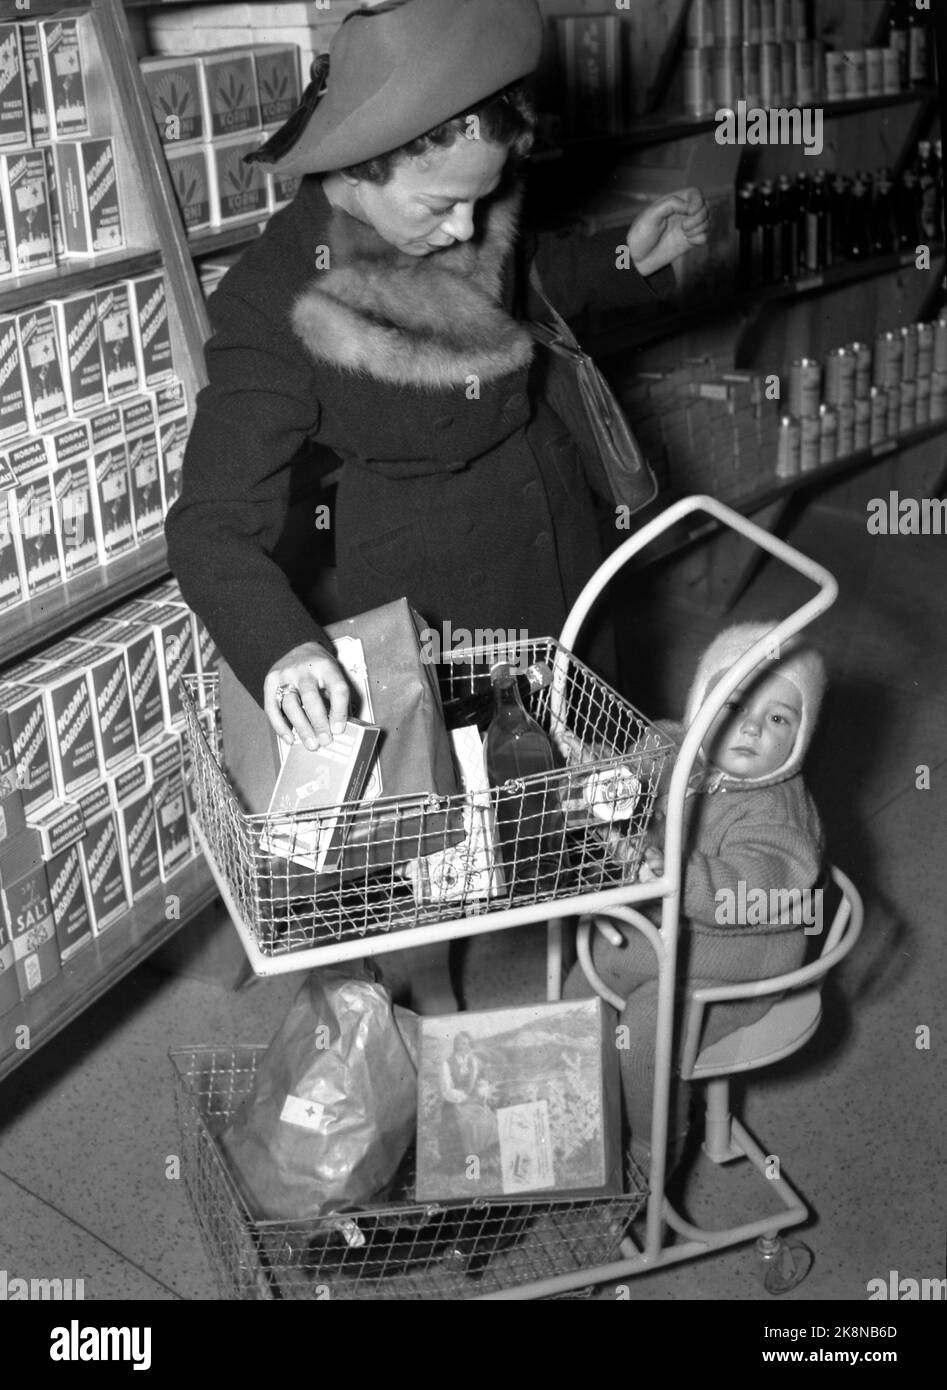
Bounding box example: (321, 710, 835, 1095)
(16, 304, 68, 432)
(165, 143, 212, 234)
(207, 135, 268, 226)
(0, 829, 61, 999)
(54, 138, 125, 257)
(198, 49, 261, 140)
(1, 150, 56, 276)
(39, 18, 90, 140)
(139, 55, 205, 146)
(0, 25, 30, 152)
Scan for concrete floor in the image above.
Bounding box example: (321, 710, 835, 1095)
(1, 491, 945, 1302)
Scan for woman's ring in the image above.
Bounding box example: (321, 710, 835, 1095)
(276, 683, 301, 706)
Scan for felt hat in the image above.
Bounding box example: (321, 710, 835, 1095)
(256, 0, 544, 176)
(683, 622, 827, 788)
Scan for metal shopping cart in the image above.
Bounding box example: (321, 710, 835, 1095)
(173, 495, 863, 1299)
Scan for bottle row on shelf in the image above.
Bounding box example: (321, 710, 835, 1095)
(0, 578, 217, 1019)
(736, 141, 943, 288)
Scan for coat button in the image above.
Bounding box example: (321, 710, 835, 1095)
(434, 415, 454, 430)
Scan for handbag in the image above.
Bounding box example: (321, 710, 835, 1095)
(528, 264, 658, 515)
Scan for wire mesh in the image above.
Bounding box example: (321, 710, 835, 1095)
(171, 1045, 648, 1302)
(181, 642, 672, 961)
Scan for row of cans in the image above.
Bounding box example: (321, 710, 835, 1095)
(777, 377, 947, 478)
(788, 321, 947, 417)
(685, 39, 904, 116)
(686, 0, 809, 50)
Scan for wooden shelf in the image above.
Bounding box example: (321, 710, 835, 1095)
(188, 219, 269, 259)
(0, 535, 169, 669)
(0, 854, 218, 1085)
(0, 250, 163, 317)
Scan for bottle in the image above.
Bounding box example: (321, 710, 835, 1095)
(483, 661, 567, 894)
(897, 166, 921, 248)
(814, 169, 832, 268)
(830, 172, 851, 264)
(917, 141, 939, 241)
(887, 0, 909, 88)
(777, 173, 798, 280)
(737, 181, 761, 287)
(793, 171, 809, 274)
(759, 179, 778, 284)
(803, 170, 826, 271)
(443, 661, 551, 732)
(872, 167, 896, 256)
(849, 173, 873, 259)
(934, 140, 944, 241)
(907, 1, 931, 87)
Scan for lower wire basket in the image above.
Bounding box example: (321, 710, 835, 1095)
(171, 1045, 648, 1301)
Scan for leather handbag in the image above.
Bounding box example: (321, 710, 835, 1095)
(528, 264, 658, 515)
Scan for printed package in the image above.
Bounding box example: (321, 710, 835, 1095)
(18, 22, 50, 146)
(152, 380, 188, 512)
(8, 437, 64, 598)
(149, 603, 196, 730)
(80, 642, 137, 773)
(254, 45, 301, 129)
(96, 284, 140, 401)
(78, 807, 130, 935)
(128, 275, 174, 390)
(0, 150, 56, 275)
(122, 396, 163, 542)
(0, 25, 31, 151)
(54, 138, 125, 257)
(0, 315, 28, 445)
(207, 135, 268, 226)
(42, 147, 65, 260)
(123, 621, 167, 748)
(25, 798, 84, 861)
(50, 432, 99, 582)
(16, 304, 69, 432)
(139, 55, 205, 146)
(198, 49, 261, 140)
(117, 786, 161, 902)
(90, 439, 135, 564)
(153, 769, 193, 880)
(0, 480, 23, 614)
(42, 665, 102, 799)
(165, 143, 212, 234)
(0, 830, 61, 998)
(50, 291, 106, 414)
(39, 18, 89, 140)
(0, 198, 11, 279)
(0, 909, 22, 1018)
(47, 841, 93, 962)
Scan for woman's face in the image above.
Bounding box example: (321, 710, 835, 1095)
(345, 136, 510, 256)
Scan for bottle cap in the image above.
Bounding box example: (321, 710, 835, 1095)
(489, 661, 512, 683)
(525, 662, 552, 691)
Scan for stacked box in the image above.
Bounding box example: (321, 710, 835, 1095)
(199, 50, 261, 140)
(8, 437, 64, 597)
(1, 150, 56, 276)
(89, 438, 135, 563)
(117, 785, 161, 902)
(0, 479, 23, 614)
(19, 23, 50, 147)
(47, 840, 92, 962)
(254, 45, 301, 129)
(153, 768, 193, 880)
(165, 143, 211, 234)
(0, 831, 61, 998)
(128, 275, 174, 390)
(153, 380, 188, 512)
(39, 18, 90, 141)
(139, 55, 206, 146)
(0, 316, 28, 446)
(51, 293, 105, 415)
(150, 603, 196, 730)
(26, 799, 84, 861)
(54, 139, 125, 258)
(123, 621, 166, 749)
(0, 909, 21, 1018)
(207, 135, 268, 226)
(42, 148, 66, 261)
(122, 397, 162, 543)
(81, 642, 137, 773)
(17, 304, 69, 432)
(0, 25, 30, 152)
(0, 704, 26, 848)
(42, 666, 102, 799)
(48, 419, 98, 580)
(78, 806, 129, 935)
(96, 284, 139, 401)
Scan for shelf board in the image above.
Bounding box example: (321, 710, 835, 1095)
(0, 854, 218, 1086)
(0, 250, 162, 317)
(0, 534, 170, 668)
(188, 219, 269, 259)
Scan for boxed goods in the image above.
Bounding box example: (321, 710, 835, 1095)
(47, 841, 92, 962)
(199, 50, 261, 140)
(8, 438, 64, 598)
(254, 45, 301, 129)
(139, 55, 206, 146)
(0, 150, 56, 276)
(90, 439, 135, 564)
(81, 642, 137, 773)
(153, 768, 193, 879)
(18, 22, 49, 146)
(415, 999, 621, 1204)
(42, 149, 65, 261)
(0, 25, 30, 152)
(122, 396, 163, 542)
(0, 480, 24, 615)
(42, 667, 102, 798)
(54, 139, 125, 257)
(17, 305, 68, 432)
(50, 292, 105, 414)
(207, 135, 268, 226)
(26, 799, 84, 861)
(165, 143, 212, 234)
(150, 603, 196, 730)
(0, 711, 25, 847)
(0, 910, 21, 1018)
(152, 380, 188, 510)
(79, 806, 130, 934)
(52, 454, 99, 581)
(39, 18, 90, 140)
(0, 830, 61, 998)
(0, 315, 28, 446)
(96, 284, 139, 401)
(117, 786, 161, 901)
(0, 204, 10, 279)
(123, 621, 166, 748)
(128, 275, 174, 390)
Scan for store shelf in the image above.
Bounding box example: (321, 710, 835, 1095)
(0, 535, 169, 669)
(188, 219, 269, 259)
(0, 854, 218, 1086)
(0, 250, 163, 318)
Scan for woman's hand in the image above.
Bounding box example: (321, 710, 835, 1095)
(264, 641, 351, 749)
(626, 187, 710, 278)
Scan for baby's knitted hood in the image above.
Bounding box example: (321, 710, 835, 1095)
(683, 622, 826, 789)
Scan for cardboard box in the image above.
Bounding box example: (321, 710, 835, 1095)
(207, 135, 267, 226)
(82, 642, 137, 772)
(0, 316, 28, 446)
(107, 755, 148, 810)
(157, 409, 187, 514)
(96, 284, 139, 401)
(165, 142, 212, 234)
(254, 45, 301, 129)
(199, 50, 261, 140)
(152, 378, 187, 421)
(117, 786, 160, 902)
(0, 833, 61, 998)
(74, 777, 109, 829)
(52, 456, 99, 581)
(78, 808, 129, 935)
(0, 706, 26, 849)
(39, 18, 89, 140)
(54, 138, 125, 258)
(139, 730, 182, 786)
(19, 22, 50, 146)
(123, 622, 166, 748)
(47, 841, 92, 962)
(0, 196, 11, 279)
(16, 304, 69, 432)
(139, 55, 205, 146)
(89, 402, 122, 451)
(42, 147, 65, 261)
(124, 421, 163, 545)
(9, 439, 64, 598)
(90, 441, 135, 563)
(128, 275, 174, 389)
(0, 910, 22, 1018)
(0, 150, 56, 276)
(25, 798, 84, 859)
(153, 769, 193, 880)
(0, 25, 31, 152)
(42, 667, 101, 798)
(50, 292, 104, 415)
(150, 606, 195, 730)
(0, 483, 24, 614)
(414, 999, 621, 1204)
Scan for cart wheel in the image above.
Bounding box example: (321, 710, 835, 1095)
(756, 1235, 814, 1294)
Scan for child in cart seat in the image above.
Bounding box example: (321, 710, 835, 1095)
(564, 622, 827, 1172)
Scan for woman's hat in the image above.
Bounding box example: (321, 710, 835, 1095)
(258, 0, 544, 176)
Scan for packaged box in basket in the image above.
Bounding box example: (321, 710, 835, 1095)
(0, 25, 30, 152)
(0, 316, 28, 446)
(1, 150, 56, 276)
(415, 998, 621, 1205)
(122, 396, 163, 542)
(90, 441, 135, 563)
(0, 830, 61, 998)
(79, 807, 130, 935)
(117, 786, 160, 902)
(254, 45, 301, 129)
(39, 18, 89, 140)
(96, 285, 139, 402)
(16, 304, 68, 432)
(153, 769, 193, 880)
(165, 143, 211, 235)
(123, 622, 167, 749)
(139, 55, 205, 146)
(80, 642, 136, 772)
(8, 438, 64, 599)
(128, 275, 174, 390)
(51, 292, 105, 414)
(199, 49, 261, 140)
(18, 22, 49, 146)
(0, 910, 21, 1018)
(555, 14, 624, 137)
(0, 482, 24, 614)
(54, 139, 125, 258)
(42, 666, 102, 799)
(47, 840, 92, 962)
(207, 136, 268, 226)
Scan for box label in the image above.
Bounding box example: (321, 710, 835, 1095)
(127, 431, 163, 541)
(87, 648, 136, 770)
(14, 469, 62, 597)
(41, 19, 89, 140)
(212, 138, 267, 224)
(202, 52, 261, 139)
(53, 460, 97, 578)
(55, 294, 105, 414)
(154, 771, 192, 878)
(2, 149, 55, 276)
(130, 276, 173, 389)
(83, 139, 123, 255)
(93, 444, 134, 560)
(141, 58, 204, 145)
(19, 23, 49, 145)
(255, 47, 301, 128)
(80, 811, 129, 934)
(125, 628, 165, 746)
(166, 146, 210, 233)
(0, 26, 31, 152)
(48, 672, 99, 796)
(48, 844, 92, 962)
(17, 304, 68, 432)
(89, 404, 121, 450)
(96, 287, 139, 401)
(158, 414, 187, 511)
(121, 789, 160, 900)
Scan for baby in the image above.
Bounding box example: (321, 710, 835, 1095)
(565, 622, 827, 1171)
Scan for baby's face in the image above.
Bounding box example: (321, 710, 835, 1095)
(703, 671, 801, 779)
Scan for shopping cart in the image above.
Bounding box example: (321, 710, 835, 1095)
(175, 495, 858, 1299)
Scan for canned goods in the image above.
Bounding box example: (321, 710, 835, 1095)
(865, 47, 884, 97)
(930, 370, 947, 419)
(789, 358, 822, 417)
(873, 331, 903, 389)
(886, 383, 901, 438)
(854, 398, 871, 450)
(818, 403, 838, 464)
(776, 414, 801, 477)
(686, 0, 715, 48)
(869, 385, 888, 443)
(795, 38, 816, 102)
(837, 403, 855, 457)
(714, 0, 742, 45)
(789, 0, 807, 41)
(846, 341, 872, 399)
(780, 39, 795, 101)
(882, 47, 901, 95)
(934, 316, 947, 372)
(713, 44, 742, 107)
(824, 50, 847, 101)
(915, 322, 934, 379)
(915, 375, 931, 426)
(843, 49, 867, 99)
(742, 0, 760, 44)
(760, 41, 781, 103)
(800, 415, 820, 470)
(684, 48, 715, 115)
(825, 347, 855, 406)
(900, 324, 918, 381)
(742, 42, 761, 105)
(898, 379, 916, 433)
(759, 0, 776, 43)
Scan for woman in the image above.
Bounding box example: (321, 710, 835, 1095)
(438, 1031, 499, 1174)
(166, 0, 709, 755)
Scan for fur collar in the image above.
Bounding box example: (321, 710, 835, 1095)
(291, 180, 534, 389)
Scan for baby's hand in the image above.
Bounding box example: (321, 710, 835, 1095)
(638, 847, 665, 882)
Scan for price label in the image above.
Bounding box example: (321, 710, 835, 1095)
(870, 440, 897, 458)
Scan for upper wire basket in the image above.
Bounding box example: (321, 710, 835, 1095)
(181, 640, 673, 960)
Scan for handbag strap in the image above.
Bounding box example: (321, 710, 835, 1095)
(528, 262, 582, 349)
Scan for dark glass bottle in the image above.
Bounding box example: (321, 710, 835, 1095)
(759, 179, 778, 284)
(934, 140, 944, 241)
(815, 170, 833, 268)
(887, 0, 909, 88)
(873, 167, 897, 255)
(849, 173, 874, 259)
(907, 1, 931, 87)
(483, 662, 566, 895)
(794, 172, 810, 275)
(443, 661, 551, 732)
(897, 167, 921, 247)
(917, 140, 940, 240)
(830, 172, 851, 263)
(777, 173, 798, 281)
(737, 181, 761, 287)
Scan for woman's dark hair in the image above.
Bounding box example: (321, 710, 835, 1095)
(341, 80, 537, 183)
